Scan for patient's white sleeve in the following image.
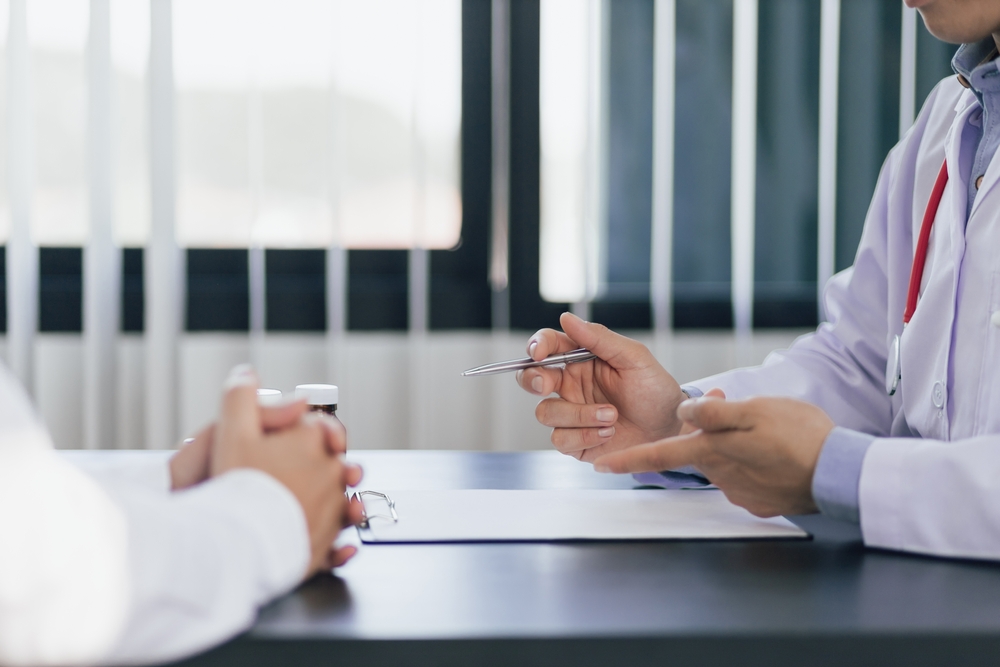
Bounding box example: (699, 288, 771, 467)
(0, 371, 129, 666)
(99, 469, 309, 665)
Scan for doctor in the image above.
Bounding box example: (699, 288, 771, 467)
(517, 0, 1000, 561)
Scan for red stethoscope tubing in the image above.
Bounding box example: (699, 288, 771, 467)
(903, 160, 950, 324)
(887, 159, 949, 396)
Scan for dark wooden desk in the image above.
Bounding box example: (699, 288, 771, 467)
(164, 450, 1000, 667)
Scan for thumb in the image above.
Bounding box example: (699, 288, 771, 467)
(676, 395, 753, 432)
(217, 364, 263, 447)
(559, 312, 648, 370)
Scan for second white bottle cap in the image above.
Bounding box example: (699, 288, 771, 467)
(294, 383, 338, 406)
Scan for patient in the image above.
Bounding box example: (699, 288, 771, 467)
(0, 363, 363, 666)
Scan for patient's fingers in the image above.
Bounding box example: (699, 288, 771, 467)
(535, 397, 617, 428)
(344, 463, 363, 487)
(327, 545, 357, 569)
(260, 398, 309, 432)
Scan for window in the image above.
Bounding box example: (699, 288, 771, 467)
(172, 0, 461, 250)
(27, 0, 88, 245)
(111, 0, 151, 246)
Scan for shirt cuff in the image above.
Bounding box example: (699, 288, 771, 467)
(177, 468, 311, 601)
(630, 385, 712, 488)
(811, 427, 875, 524)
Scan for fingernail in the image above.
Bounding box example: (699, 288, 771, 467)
(596, 408, 615, 422)
(594, 463, 612, 473)
(597, 426, 615, 438)
(531, 375, 544, 394)
(677, 397, 700, 417)
(182, 437, 195, 446)
(528, 340, 539, 358)
(224, 363, 257, 389)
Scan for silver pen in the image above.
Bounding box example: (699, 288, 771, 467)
(462, 348, 597, 377)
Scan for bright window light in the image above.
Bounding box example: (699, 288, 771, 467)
(539, 0, 604, 303)
(173, 0, 256, 247)
(331, 0, 461, 249)
(173, 0, 461, 249)
(111, 0, 150, 246)
(27, 0, 89, 246)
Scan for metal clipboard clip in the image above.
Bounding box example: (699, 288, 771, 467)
(352, 490, 398, 529)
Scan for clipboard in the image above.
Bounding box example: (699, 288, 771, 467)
(353, 489, 809, 544)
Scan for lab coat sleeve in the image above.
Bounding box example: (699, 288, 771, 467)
(686, 149, 898, 435)
(65, 452, 173, 494)
(0, 378, 130, 666)
(100, 469, 310, 665)
(860, 434, 1000, 560)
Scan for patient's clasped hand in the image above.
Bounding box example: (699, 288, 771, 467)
(173, 364, 365, 573)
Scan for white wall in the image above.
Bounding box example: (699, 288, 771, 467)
(24, 330, 809, 451)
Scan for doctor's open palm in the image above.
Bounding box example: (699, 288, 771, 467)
(517, 312, 696, 463)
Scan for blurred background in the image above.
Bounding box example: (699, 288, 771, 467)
(0, 0, 955, 451)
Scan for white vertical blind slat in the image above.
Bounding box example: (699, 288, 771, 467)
(84, 0, 118, 449)
(145, 0, 181, 450)
(6, 0, 34, 391)
(490, 0, 510, 330)
(650, 0, 675, 333)
(817, 0, 840, 320)
(731, 0, 758, 337)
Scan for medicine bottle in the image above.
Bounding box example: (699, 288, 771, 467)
(257, 388, 283, 406)
(294, 384, 338, 416)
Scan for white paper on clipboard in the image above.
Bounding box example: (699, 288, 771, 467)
(355, 489, 809, 543)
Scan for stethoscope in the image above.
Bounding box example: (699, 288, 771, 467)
(886, 160, 950, 396)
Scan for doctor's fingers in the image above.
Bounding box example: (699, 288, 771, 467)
(592, 432, 705, 474)
(517, 365, 565, 396)
(536, 397, 618, 429)
(550, 426, 615, 454)
(558, 313, 652, 371)
(526, 327, 582, 361)
(677, 395, 757, 433)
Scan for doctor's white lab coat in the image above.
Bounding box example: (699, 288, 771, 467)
(691, 76, 1000, 560)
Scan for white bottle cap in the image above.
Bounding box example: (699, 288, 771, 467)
(294, 383, 338, 406)
(256, 388, 283, 406)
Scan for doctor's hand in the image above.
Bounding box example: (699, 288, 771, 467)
(592, 395, 835, 517)
(517, 312, 688, 463)
(211, 365, 365, 575)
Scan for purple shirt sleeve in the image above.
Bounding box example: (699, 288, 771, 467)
(811, 427, 875, 523)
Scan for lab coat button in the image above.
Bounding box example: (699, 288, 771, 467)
(992, 311, 1000, 328)
(932, 381, 946, 409)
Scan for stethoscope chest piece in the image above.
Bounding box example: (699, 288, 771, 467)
(886, 334, 902, 396)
